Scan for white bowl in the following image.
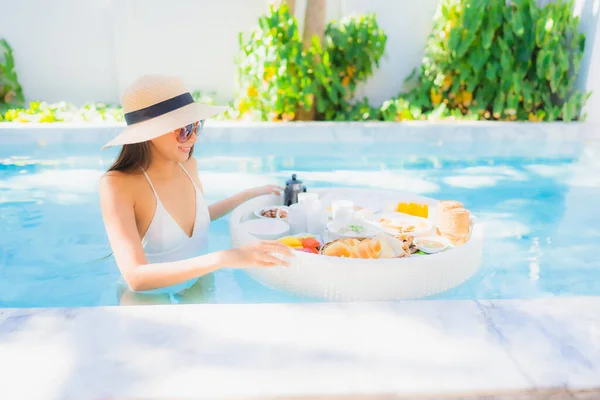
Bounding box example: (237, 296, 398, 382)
(253, 205, 289, 220)
(413, 236, 452, 254)
(326, 219, 382, 241)
(240, 218, 290, 240)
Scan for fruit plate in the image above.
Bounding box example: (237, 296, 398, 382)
(291, 233, 324, 245)
(366, 212, 434, 237)
(278, 233, 324, 255)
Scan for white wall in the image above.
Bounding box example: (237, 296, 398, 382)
(574, 0, 600, 123)
(110, 0, 267, 104)
(1, 0, 599, 117)
(1, 0, 438, 106)
(343, 0, 439, 106)
(0, 0, 119, 104)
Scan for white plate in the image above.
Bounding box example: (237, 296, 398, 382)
(326, 219, 383, 240)
(240, 218, 290, 240)
(253, 205, 289, 220)
(413, 236, 452, 254)
(367, 212, 433, 237)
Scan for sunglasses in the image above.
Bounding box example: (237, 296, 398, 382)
(175, 120, 205, 143)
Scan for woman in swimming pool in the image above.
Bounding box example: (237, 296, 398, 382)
(99, 75, 293, 304)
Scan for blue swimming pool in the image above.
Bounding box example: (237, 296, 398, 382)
(1, 125, 599, 307)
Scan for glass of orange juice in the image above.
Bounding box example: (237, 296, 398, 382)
(397, 202, 428, 218)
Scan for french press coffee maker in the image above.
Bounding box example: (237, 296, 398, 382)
(283, 174, 307, 206)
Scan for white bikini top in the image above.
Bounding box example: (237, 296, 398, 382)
(135, 162, 211, 294)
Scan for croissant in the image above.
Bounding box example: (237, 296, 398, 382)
(323, 238, 397, 259)
(355, 239, 380, 259)
(323, 238, 360, 258)
(436, 203, 471, 246)
(354, 238, 395, 259)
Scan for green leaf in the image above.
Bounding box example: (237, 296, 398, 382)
(522, 81, 534, 111)
(486, 63, 498, 81)
(535, 13, 547, 46)
(512, 8, 525, 37)
(493, 92, 506, 118)
(481, 23, 496, 50)
(448, 27, 462, 53)
(500, 50, 512, 72)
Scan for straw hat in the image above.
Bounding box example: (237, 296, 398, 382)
(101, 74, 227, 148)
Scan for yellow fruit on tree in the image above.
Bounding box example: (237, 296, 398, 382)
(281, 112, 295, 121)
(247, 86, 258, 98)
(263, 66, 276, 81)
(430, 89, 442, 106)
(238, 100, 249, 114)
(346, 66, 356, 78)
(442, 75, 453, 91)
(460, 90, 473, 106)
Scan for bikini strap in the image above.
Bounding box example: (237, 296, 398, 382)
(178, 162, 199, 191)
(140, 167, 159, 200)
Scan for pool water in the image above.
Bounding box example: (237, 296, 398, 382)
(1, 134, 599, 307)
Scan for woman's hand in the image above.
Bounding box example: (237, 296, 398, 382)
(223, 241, 294, 268)
(245, 184, 284, 199)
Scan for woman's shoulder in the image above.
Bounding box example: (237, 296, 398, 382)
(101, 169, 139, 185)
(99, 170, 141, 201)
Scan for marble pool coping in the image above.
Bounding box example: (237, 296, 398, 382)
(1, 296, 599, 399)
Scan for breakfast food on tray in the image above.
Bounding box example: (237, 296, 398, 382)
(260, 207, 288, 219)
(243, 192, 474, 259)
(396, 202, 429, 218)
(321, 235, 409, 259)
(326, 219, 382, 239)
(413, 236, 450, 254)
(436, 200, 471, 245)
(356, 238, 395, 259)
(322, 238, 357, 258)
(322, 238, 395, 259)
(378, 216, 430, 234)
(326, 204, 364, 212)
(437, 200, 463, 213)
(395, 235, 418, 255)
(278, 234, 321, 254)
(379, 218, 417, 233)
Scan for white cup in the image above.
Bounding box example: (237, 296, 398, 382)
(332, 200, 354, 221)
(298, 192, 318, 205)
(287, 203, 307, 234)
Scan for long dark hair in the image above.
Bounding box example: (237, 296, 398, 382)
(106, 141, 195, 173)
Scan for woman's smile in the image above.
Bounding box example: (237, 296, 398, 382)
(178, 145, 192, 154)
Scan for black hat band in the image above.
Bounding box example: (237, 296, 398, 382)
(124, 92, 194, 125)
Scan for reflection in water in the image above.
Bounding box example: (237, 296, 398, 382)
(116, 274, 216, 306)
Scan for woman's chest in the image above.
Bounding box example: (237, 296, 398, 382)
(135, 176, 199, 239)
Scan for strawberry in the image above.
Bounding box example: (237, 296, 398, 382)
(301, 237, 320, 249)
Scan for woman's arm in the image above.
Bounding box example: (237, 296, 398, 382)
(99, 173, 226, 291)
(99, 172, 291, 292)
(208, 189, 259, 221)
